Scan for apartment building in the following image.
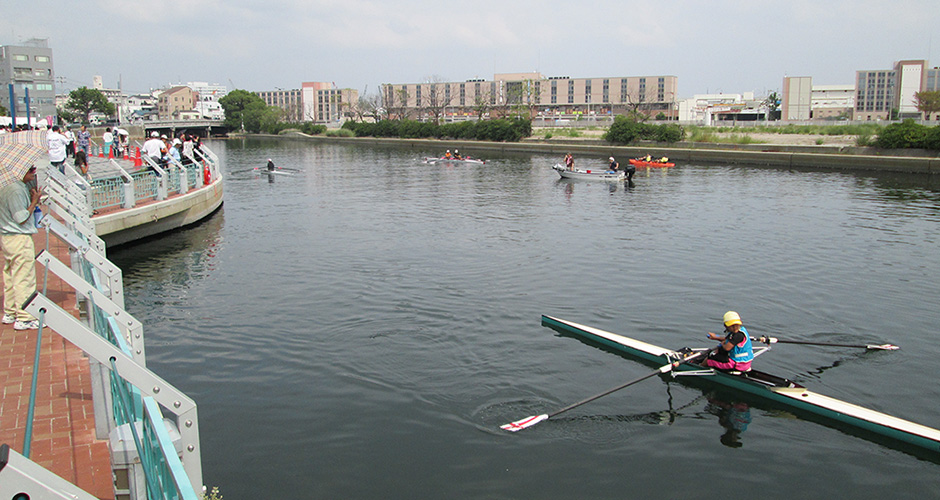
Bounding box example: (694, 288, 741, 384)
(258, 88, 304, 122)
(0, 38, 56, 122)
(258, 82, 358, 123)
(381, 72, 679, 121)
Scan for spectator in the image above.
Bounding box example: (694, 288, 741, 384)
(47, 125, 69, 173)
(77, 125, 91, 155)
(0, 165, 42, 330)
(64, 126, 76, 157)
(102, 128, 114, 157)
(182, 134, 195, 166)
(142, 131, 164, 164)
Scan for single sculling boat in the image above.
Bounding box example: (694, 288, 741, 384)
(552, 164, 625, 181)
(504, 315, 940, 457)
(629, 158, 675, 168)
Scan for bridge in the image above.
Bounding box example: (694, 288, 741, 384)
(143, 119, 232, 138)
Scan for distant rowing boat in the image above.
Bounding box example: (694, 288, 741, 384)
(552, 164, 625, 181)
(539, 315, 940, 456)
(423, 157, 485, 165)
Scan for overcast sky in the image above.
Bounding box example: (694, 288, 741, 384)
(3, 0, 938, 98)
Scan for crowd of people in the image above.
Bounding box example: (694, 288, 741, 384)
(0, 124, 208, 330)
(141, 131, 202, 173)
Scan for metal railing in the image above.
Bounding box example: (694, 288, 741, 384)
(8, 158, 208, 499)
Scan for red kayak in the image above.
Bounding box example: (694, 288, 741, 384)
(629, 159, 675, 168)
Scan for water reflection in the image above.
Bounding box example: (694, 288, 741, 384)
(706, 395, 752, 448)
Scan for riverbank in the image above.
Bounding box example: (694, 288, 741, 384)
(254, 132, 940, 175)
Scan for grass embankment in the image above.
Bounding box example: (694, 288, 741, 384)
(685, 123, 884, 146)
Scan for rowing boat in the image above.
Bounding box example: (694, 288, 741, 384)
(423, 157, 485, 165)
(629, 159, 675, 168)
(552, 164, 625, 181)
(540, 315, 940, 456)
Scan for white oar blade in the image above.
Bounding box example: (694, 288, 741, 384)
(869, 344, 900, 350)
(500, 414, 549, 432)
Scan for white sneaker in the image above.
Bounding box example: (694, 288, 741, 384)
(14, 320, 39, 330)
(2, 314, 14, 324)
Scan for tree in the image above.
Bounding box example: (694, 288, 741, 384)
(0, 103, 7, 115)
(351, 89, 383, 122)
(56, 107, 78, 124)
(383, 86, 411, 120)
(419, 76, 455, 125)
(763, 91, 781, 112)
(64, 87, 115, 124)
(914, 90, 940, 119)
(219, 89, 268, 132)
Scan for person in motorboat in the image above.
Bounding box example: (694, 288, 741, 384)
(702, 311, 754, 372)
(608, 156, 619, 173)
(564, 153, 574, 171)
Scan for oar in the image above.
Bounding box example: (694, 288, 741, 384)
(500, 349, 709, 432)
(754, 336, 899, 351)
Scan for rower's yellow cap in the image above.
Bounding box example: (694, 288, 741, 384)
(723, 311, 742, 327)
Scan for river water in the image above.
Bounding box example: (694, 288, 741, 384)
(110, 138, 940, 499)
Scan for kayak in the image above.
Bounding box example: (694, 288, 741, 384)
(629, 159, 675, 168)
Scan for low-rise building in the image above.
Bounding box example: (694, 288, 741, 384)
(157, 86, 197, 120)
(678, 92, 770, 124)
(187, 82, 227, 120)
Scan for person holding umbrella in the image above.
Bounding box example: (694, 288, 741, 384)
(0, 138, 43, 330)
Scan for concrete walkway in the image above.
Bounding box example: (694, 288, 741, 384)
(0, 220, 114, 498)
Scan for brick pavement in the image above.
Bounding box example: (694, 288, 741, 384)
(0, 222, 114, 499)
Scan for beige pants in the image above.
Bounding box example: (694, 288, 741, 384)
(2, 233, 37, 322)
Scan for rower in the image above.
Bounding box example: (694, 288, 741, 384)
(267, 159, 276, 172)
(659, 156, 669, 163)
(454, 149, 462, 160)
(703, 311, 754, 373)
(445, 150, 452, 159)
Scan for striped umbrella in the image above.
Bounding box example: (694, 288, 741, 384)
(0, 129, 49, 189)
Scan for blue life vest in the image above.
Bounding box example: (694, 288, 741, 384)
(729, 326, 754, 364)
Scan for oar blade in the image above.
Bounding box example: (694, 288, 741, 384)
(500, 414, 549, 432)
(868, 343, 900, 351)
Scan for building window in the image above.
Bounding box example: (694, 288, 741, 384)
(34, 55, 49, 62)
(12, 54, 27, 61)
